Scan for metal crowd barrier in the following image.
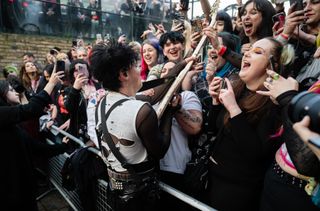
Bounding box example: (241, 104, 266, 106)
(47, 125, 216, 211)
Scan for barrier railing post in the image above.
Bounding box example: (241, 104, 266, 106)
(159, 182, 217, 211)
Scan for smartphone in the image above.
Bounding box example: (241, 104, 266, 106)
(191, 18, 203, 34)
(289, 0, 304, 11)
(172, 14, 185, 32)
(56, 60, 66, 80)
(221, 79, 227, 90)
(272, 12, 286, 31)
(269, 55, 277, 73)
(56, 60, 65, 72)
(104, 34, 111, 41)
(77, 64, 87, 76)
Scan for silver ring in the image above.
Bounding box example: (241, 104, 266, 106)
(266, 77, 273, 84)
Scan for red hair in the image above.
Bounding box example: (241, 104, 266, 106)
(140, 47, 148, 80)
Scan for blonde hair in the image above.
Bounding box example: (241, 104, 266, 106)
(128, 41, 142, 55)
(281, 44, 295, 66)
(56, 52, 68, 61)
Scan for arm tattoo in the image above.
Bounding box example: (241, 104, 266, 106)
(177, 108, 202, 124)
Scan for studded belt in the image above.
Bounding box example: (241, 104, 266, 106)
(272, 161, 308, 189)
(107, 167, 156, 192)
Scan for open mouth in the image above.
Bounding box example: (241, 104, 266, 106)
(211, 54, 218, 60)
(169, 49, 179, 57)
(242, 61, 251, 69)
(243, 22, 253, 33)
(144, 56, 152, 63)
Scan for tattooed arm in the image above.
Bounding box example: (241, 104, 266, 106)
(174, 108, 202, 135)
(173, 91, 203, 135)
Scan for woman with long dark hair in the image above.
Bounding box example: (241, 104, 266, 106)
(214, 10, 234, 33)
(64, 59, 102, 149)
(19, 61, 46, 99)
(207, 0, 277, 70)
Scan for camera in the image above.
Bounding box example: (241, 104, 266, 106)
(7, 75, 25, 94)
(288, 91, 320, 133)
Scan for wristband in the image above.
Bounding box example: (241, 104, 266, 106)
(280, 33, 289, 40)
(218, 45, 227, 56)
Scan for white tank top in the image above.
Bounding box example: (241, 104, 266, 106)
(97, 91, 148, 172)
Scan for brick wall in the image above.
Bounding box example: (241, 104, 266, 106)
(0, 33, 75, 75)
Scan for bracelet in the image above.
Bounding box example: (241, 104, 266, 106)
(280, 33, 289, 40)
(218, 45, 227, 56)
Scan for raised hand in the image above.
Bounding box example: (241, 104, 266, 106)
(171, 22, 184, 32)
(73, 73, 88, 90)
(208, 77, 222, 105)
(256, 70, 299, 103)
(44, 66, 64, 95)
(218, 78, 241, 117)
(206, 56, 217, 83)
(203, 27, 220, 49)
(282, 4, 305, 37)
(241, 43, 251, 54)
(272, 22, 284, 37)
(191, 31, 202, 49)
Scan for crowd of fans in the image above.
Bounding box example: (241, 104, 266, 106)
(2, 0, 179, 39)
(1, 0, 320, 210)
